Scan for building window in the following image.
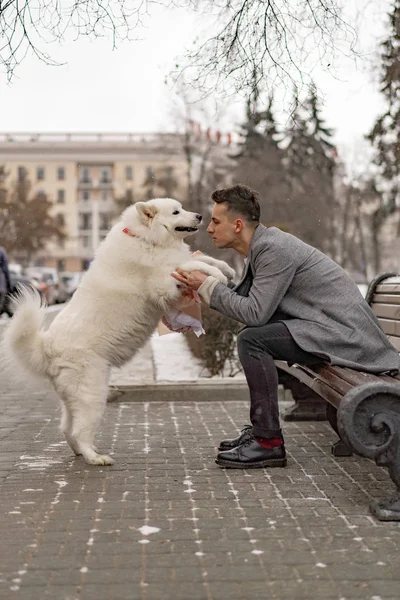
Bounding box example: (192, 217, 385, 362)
(55, 213, 65, 227)
(36, 189, 46, 200)
(125, 166, 133, 180)
(99, 212, 111, 230)
(82, 237, 90, 249)
(57, 189, 65, 203)
(101, 190, 109, 201)
(79, 213, 92, 230)
(57, 167, 65, 181)
(37, 167, 45, 181)
(57, 238, 65, 250)
(17, 166, 26, 182)
(146, 188, 154, 200)
(80, 167, 91, 183)
(82, 190, 90, 201)
(146, 166, 154, 180)
(100, 166, 111, 183)
(57, 259, 65, 271)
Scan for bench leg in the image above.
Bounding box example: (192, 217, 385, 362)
(326, 404, 353, 457)
(279, 372, 327, 421)
(370, 494, 400, 521)
(337, 382, 400, 521)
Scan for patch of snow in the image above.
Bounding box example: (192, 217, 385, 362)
(138, 525, 160, 536)
(151, 332, 203, 381)
(18, 456, 62, 470)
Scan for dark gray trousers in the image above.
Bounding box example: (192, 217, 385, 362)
(237, 322, 326, 439)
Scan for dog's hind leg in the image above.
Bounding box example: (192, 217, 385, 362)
(60, 403, 81, 456)
(55, 364, 113, 466)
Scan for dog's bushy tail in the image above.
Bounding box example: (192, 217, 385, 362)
(1, 285, 49, 379)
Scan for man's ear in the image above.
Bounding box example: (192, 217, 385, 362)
(135, 202, 159, 225)
(234, 218, 244, 233)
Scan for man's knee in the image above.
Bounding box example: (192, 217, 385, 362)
(237, 327, 259, 358)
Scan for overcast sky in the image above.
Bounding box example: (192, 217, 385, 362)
(0, 0, 392, 173)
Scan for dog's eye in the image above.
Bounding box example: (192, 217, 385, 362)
(172, 210, 180, 215)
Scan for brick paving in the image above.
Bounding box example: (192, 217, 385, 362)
(2, 366, 400, 599)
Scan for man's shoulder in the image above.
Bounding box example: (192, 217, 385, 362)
(251, 226, 303, 256)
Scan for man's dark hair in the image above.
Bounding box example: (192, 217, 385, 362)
(211, 184, 260, 225)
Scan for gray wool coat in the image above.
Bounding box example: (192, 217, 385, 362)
(0, 246, 10, 294)
(209, 224, 400, 374)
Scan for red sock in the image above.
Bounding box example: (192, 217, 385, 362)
(255, 437, 283, 449)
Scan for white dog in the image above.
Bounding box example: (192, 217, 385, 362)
(2, 198, 235, 466)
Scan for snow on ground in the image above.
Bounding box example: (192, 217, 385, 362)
(151, 332, 204, 381)
(357, 284, 368, 298)
(150, 331, 246, 382)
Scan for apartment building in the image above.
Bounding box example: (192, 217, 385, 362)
(0, 132, 190, 271)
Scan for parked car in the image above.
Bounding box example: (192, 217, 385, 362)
(25, 267, 59, 304)
(2, 273, 44, 317)
(58, 272, 83, 302)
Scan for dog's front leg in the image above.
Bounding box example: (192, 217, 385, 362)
(153, 277, 184, 312)
(191, 255, 235, 281)
(179, 260, 229, 284)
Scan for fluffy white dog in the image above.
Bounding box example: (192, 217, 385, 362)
(2, 198, 235, 466)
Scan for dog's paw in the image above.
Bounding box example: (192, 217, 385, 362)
(206, 266, 228, 285)
(221, 264, 235, 281)
(85, 454, 115, 466)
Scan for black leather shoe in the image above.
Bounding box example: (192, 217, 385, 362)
(218, 425, 253, 451)
(216, 439, 287, 468)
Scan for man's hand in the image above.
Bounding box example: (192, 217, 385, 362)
(171, 268, 208, 291)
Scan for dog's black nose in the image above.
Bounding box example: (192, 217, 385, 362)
(196, 214, 202, 222)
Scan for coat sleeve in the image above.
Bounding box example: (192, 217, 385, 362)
(209, 244, 297, 326)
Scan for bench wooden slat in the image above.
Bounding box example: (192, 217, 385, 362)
(300, 365, 352, 395)
(371, 303, 400, 320)
(381, 371, 400, 383)
(307, 363, 400, 384)
(275, 361, 344, 407)
(379, 318, 400, 336)
(388, 335, 400, 352)
(277, 360, 399, 396)
(372, 294, 400, 305)
(376, 283, 400, 294)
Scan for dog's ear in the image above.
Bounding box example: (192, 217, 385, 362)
(135, 202, 159, 225)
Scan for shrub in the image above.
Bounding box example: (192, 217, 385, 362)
(186, 304, 243, 377)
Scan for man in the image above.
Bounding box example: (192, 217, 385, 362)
(0, 243, 11, 316)
(172, 184, 400, 469)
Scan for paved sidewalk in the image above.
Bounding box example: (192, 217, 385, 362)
(1, 347, 400, 600)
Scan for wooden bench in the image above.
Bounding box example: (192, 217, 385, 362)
(275, 273, 400, 521)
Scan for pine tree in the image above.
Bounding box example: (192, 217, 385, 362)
(283, 85, 336, 252)
(233, 91, 290, 230)
(367, 0, 400, 271)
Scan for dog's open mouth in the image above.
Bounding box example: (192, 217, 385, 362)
(175, 226, 199, 232)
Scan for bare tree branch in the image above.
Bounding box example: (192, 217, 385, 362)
(176, 0, 359, 96)
(0, 0, 162, 80)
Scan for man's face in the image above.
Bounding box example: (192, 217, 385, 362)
(207, 203, 237, 248)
